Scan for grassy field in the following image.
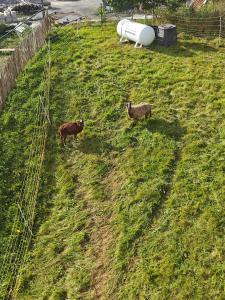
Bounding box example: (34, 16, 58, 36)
(0, 23, 225, 299)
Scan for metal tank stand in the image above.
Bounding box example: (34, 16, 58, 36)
(120, 36, 129, 43)
(134, 42, 143, 48)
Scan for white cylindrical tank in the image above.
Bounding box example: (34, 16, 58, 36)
(11, 11, 17, 22)
(0, 13, 6, 24)
(117, 19, 155, 48)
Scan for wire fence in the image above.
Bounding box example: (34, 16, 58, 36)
(95, 12, 225, 40)
(48, 9, 225, 41)
(164, 15, 225, 39)
(0, 37, 51, 300)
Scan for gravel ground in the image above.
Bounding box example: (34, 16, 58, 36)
(1, 0, 102, 19)
(49, 0, 102, 18)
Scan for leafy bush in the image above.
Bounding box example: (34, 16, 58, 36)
(161, 1, 225, 18)
(13, 4, 41, 15)
(0, 24, 14, 35)
(156, 3, 224, 38)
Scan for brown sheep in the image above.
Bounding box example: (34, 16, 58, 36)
(125, 101, 152, 121)
(59, 119, 84, 145)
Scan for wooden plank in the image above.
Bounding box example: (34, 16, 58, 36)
(0, 48, 15, 52)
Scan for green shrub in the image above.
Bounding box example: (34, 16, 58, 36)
(0, 24, 14, 35)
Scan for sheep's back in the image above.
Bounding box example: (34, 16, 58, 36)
(131, 103, 151, 117)
(132, 102, 151, 109)
(59, 122, 80, 135)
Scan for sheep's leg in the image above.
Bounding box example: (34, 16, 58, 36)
(145, 110, 152, 119)
(60, 135, 65, 145)
(63, 136, 66, 146)
(132, 118, 138, 125)
(74, 134, 77, 140)
(59, 131, 63, 142)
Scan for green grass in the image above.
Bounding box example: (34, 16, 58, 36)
(0, 23, 225, 299)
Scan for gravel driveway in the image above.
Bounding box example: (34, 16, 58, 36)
(49, 0, 102, 17)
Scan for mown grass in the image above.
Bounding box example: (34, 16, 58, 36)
(0, 22, 224, 299)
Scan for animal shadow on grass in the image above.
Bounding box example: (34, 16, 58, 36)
(139, 118, 186, 224)
(77, 134, 115, 155)
(150, 40, 217, 58)
(139, 118, 186, 141)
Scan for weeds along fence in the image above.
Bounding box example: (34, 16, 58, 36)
(0, 33, 51, 300)
(163, 15, 225, 39)
(102, 12, 225, 40)
(0, 16, 50, 111)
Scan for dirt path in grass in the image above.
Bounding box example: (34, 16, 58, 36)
(88, 165, 123, 299)
(89, 206, 113, 300)
(76, 168, 116, 300)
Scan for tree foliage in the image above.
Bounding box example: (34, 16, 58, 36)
(108, 0, 185, 11)
(107, 0, 137, 11)
(142, 0, 166, 10)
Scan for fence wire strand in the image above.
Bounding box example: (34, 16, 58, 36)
(0, 35, 51, 299)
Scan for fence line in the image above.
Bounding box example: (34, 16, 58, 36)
(163, 15, 225, 39)
(0, 35, 51, 300)
(98, 12, 225, 40)
(0, 16, 50, 110)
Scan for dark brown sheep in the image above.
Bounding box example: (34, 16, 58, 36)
(58, 119, 84, 145)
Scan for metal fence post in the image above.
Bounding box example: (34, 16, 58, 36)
(219, 16, 222, 46)
(100, 3, 104, 25)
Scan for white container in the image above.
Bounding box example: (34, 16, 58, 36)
(4, 9, 11, 16)
(11, 11, 17, 22)
(5, 16, 12, 23)
(117, 19, 155, 48)
(0, 13, 6, 24)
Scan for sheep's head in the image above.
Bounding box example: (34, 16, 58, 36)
(125, 102, 132, 110)
(79, 119, 84, 127)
